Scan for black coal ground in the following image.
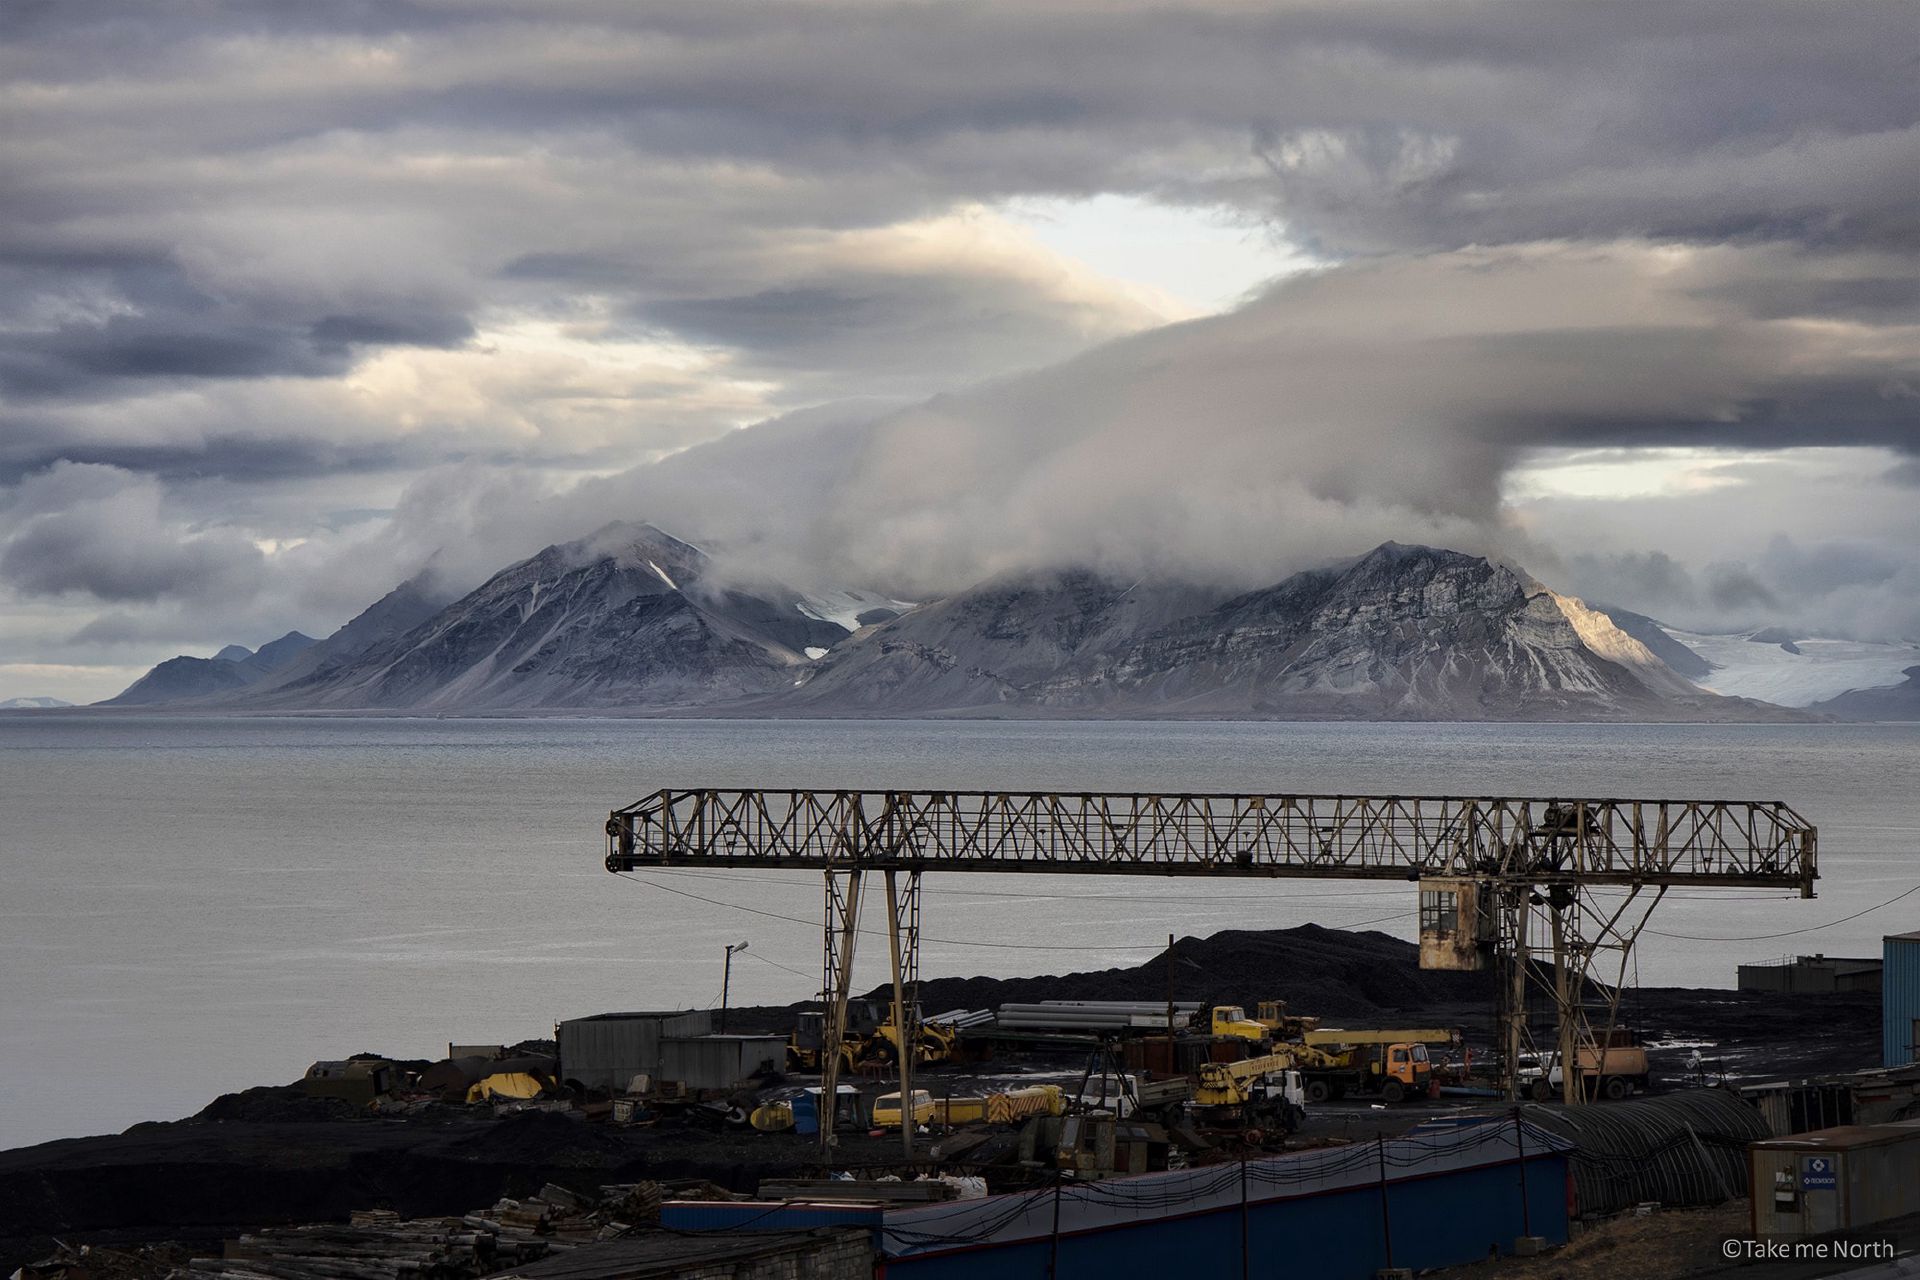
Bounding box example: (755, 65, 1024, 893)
(0, 925, 1878, 1268)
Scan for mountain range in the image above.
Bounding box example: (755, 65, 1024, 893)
(91, 525, 1835, 722)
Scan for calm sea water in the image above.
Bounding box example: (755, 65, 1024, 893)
(3, 715, 1917, 1149)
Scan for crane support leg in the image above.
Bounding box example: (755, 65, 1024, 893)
(819, 869, 862, 1152)
(1551, 903, 1578, 1106)
(884, 869, 921, 1159)
(1501, 885, 1530, 1103)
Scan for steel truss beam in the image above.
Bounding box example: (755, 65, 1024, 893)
(609, 788, 1817, 893)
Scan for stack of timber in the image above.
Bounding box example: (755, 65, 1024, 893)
(186, 1217, 546, 1280)
(177, 1184, 693, 1280)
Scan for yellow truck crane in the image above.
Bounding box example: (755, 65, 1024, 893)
(1191, 1051, 1322, 1133)
(1207, 1008, 1446, 1105)
(1296, 1028, 1459, 1103)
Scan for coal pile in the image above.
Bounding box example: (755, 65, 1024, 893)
(893, 924, 1495, 1019)
(188, 1084, 363, 1126)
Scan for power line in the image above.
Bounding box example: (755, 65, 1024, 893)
(615, 872, 1169, 952)
(741, 949, 817, 982)
(1646, 882, 1920, 942)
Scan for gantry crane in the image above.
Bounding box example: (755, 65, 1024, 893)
(606, 789, 1817, 1147)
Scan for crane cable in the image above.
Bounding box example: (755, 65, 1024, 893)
(1645, 881, 1920, 942)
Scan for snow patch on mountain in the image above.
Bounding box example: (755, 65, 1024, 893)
(1669, 629, 1920, 707)
(797, 588, 917, 633)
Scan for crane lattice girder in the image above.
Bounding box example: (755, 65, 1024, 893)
(607, 788, 1817, 894)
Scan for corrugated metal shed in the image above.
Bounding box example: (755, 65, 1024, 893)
(1518, 1088, 1770, 1217)
(1738, 955, 1882, 995)
(556, 1010, 713, 1091)
(1883, 934, 1920, 1068)
(659, 1034, 786, 1091)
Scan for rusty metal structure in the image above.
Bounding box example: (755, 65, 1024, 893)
(606, 788, 1817, 1139)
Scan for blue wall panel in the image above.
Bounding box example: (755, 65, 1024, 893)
(884, 1156, 1568, 1280)
(1884, 935, 1920, 1068)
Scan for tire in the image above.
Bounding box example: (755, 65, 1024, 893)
(1305, 1079, 1332, 1104)
(1381, 1080, 1406, 1104)
(1528, 1079, 1554, 1103)
(1603, 1075, 1630, 1101)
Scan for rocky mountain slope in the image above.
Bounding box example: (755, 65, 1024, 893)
(234, 524, 849, 711)
(767, 569, 1225, 713)
(100, 631, 316, 706)
(1591, 605, 1713, 679)
(779, 543, 1776, 720)
(102, 534, 1805, 720)
(1810, 666, 1920, 720)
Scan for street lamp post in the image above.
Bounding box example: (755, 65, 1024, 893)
(721, 940, 750, 1033)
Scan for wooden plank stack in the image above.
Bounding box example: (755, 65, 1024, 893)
(175, 1182, 681, 1280)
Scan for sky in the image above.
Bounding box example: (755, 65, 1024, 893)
(2, 1, 1918, 703)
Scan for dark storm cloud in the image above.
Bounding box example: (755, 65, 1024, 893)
(7, 3, 1916, 432)
(0, 434, 418, 488)
(309, 312, 475, 353)
(0, 316, 343, 397)
(1705, 564, 1780, 613)
(0, 464, 266, 605)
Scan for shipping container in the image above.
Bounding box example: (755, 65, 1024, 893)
(1750, 1121, 1920, 1238)
(556, 1009, 712, 1091)
(1882, 933, 1920, 1068)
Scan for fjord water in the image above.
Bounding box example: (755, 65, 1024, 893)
(3, 715, 1917, 1149)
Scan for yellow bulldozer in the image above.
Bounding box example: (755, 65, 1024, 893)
(1208, 1001, 1323, 1044)
(786, 1002, 960, 1073)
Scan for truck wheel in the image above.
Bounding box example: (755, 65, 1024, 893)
(1528, 1079, 1553, 1103)
(1603, 1075, 1630, 1101)
(1305, 1079, 1332, 1104)
(1381, 1081, 1406, 1104)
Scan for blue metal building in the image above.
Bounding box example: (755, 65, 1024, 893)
(1884, 932, 1920, 1068)
(664, 1118, 1570, 1280)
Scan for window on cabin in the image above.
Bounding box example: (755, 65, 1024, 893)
(1420, 888, 1459, 935)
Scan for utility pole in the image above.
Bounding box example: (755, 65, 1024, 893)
(1166, 932, 1176, 1072)
(721, 940, 749, 1034)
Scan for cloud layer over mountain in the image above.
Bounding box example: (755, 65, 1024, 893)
(2, 1, 1917, 697)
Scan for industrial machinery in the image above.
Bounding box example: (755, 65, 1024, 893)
(1209, 1005, 1271, 1042)
(1191, 1053, 1311, 1131)
(1516, 1027, 1651, 1101)
(1300, 1040, 1433, 1103)
(788, 1003, 957, 1072)
(1211, 1002, 1327, 1043)
(607, 787, 1817, 1146)
(872, 1089, 936, 1129)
